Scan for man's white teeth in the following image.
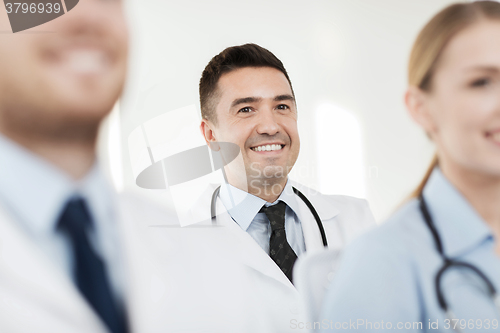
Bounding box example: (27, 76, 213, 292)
(64, 50, 108, 74)
(251, 144, 284, 152)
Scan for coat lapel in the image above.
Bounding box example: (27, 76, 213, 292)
(296, 196, 326, 253)
(115, 197, 169, 332)
(216, 200, 296, 291)
(290, 182, 340, 253)
(0, 204, 108, 332)
(187, 185, 296, 291)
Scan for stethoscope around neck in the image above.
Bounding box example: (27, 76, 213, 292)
(419, 195, 500, 331)
(211, 185, 328, 247)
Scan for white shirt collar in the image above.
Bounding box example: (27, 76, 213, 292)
(0, 134, 114, 237)
(219, 179, 301, 231)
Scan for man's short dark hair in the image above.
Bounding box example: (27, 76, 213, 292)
(199, 43, 294, 124)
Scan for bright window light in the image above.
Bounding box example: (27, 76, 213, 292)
(315, 103, 366, 198)
(107, 102, 124, 192)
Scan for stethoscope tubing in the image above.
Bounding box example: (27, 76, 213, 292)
(211, 185, 328, 247)
(419, 195, 499, 330)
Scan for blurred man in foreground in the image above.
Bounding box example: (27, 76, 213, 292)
(0, 2, 172, 332)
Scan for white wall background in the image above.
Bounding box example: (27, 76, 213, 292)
(99, 0, 461, 222)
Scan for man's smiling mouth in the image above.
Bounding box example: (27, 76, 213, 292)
(250, 144, 285, 152)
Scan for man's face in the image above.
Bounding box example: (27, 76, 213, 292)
(208, 66, 300, 189)
(0, 0, 128, 139)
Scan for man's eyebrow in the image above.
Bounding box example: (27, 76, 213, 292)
(230, 95, 295, 108)
(274, 94, 295, 102)
(231, 97, 262, 108)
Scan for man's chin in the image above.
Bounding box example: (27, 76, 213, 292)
(246, 165, 289, 182)
(265, 163, 290, 175)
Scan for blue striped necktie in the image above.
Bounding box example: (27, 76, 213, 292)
(57, 198, 129, 333)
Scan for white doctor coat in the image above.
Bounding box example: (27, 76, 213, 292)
(158, 180, 376, 333)
(0, 190, 303, 333)
(0, 192, 192, 333)
(0, 181, 375, 333)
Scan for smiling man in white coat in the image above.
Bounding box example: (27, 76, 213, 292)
(0, 2, 179, 332)
(195, 44, 375, 332)
(195, 43, 376, 331)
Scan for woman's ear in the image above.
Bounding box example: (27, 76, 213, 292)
(405, 86, 437, 137)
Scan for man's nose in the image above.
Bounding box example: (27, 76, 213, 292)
(256, 108, 280, 135)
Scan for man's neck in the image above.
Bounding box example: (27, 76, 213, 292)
(2, 130, 97, 180)
(246, 177, 288, 203)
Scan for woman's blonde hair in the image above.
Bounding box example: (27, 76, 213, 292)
(408, 1, 500, 198)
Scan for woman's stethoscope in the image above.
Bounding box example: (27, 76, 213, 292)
(419, 195, 500, 331)
(211, 185, 328, 247)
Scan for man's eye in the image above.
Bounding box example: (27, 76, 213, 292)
(238, 107, 252, 113)
(471, 78, 491, 88)
(276, 104, 289, 110)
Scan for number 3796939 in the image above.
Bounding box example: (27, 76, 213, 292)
(5, 3, 62, 14)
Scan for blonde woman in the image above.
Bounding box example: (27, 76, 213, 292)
(320, 2, 500, 332)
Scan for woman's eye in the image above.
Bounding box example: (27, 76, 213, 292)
(238, 107, 252, 113)
(470, 78, 491, 87)
(276, 104, 289, 110)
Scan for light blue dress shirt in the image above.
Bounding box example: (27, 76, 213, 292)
(0, 134, 125, 301)
(320, 168, 500, 332)
(219, 179, 307, 256)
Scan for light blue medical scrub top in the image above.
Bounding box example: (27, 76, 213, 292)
(319, 168, 500, 332)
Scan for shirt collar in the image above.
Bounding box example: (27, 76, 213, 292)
(422, 167, 493, 258)
(219, 179, 301, 231)
(0, 134, 113, 237)
(78, 165, 116, 232)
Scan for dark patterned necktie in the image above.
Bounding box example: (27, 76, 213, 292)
(57, 198, 129, 333)
(260, 201, 298, 283)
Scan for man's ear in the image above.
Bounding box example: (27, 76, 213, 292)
(405, 86, 436, 137)
(200, 119, 219, 150)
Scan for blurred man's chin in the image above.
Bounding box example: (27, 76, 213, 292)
(45, 68, 125, 102)
(70, 96, 116, 111)
(58, 83, 122, 102)
(53, 87, 121, 114)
